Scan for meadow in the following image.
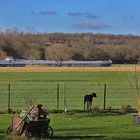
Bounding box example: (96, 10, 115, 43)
(0, 65, 138, 111)
(1, 112, 140, 140)
(0, 65, 139, 139)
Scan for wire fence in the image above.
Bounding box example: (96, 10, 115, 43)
(0, 81, 137, 112)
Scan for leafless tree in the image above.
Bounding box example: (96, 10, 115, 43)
(123, 65, 140, 116)
(45, 43, 73, 65)
(0, 49, 7, 59)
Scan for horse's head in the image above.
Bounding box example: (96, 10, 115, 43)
(92, 92, 97, 97)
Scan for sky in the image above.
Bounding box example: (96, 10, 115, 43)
(0, 0, 140, 35)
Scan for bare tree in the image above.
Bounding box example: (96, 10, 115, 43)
(0, 49, 7, 59)
(124, 65, 140, 116)
(45, 43, 73, 65)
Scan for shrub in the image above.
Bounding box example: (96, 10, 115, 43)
(107, 106, 113, 113)
(121, 105, 132, 113)
(91, 105, 100, 113)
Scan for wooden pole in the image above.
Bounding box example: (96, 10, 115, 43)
(57, 84, 60, 110)
(8, 84, 11, 113)
(103, 84, 107, 110)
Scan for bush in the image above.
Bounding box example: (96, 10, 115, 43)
(121, 105, 132, 113)
(91, 105, 100, 113)
(107, 106, 113, 113)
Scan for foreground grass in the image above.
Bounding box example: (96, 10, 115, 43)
(1, 112, 140, 140)
(51, 112, 140, 140)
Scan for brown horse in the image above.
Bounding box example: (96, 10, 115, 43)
(84, 92, 97, 110)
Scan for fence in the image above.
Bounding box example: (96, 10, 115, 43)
(0, 81, 137, 112)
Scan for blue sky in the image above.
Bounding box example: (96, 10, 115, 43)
(0, 0, 140, 35)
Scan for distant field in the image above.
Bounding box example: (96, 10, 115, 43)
(0, 66, 138, 111)
(0, 64, 139, 72)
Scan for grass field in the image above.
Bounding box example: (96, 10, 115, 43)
(0, 65, 139, 139)
(0, 66, 138, 111)
(1, 112, 140, 140)
(0, 72, 137, 111)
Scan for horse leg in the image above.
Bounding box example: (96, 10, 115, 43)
(89, 102, 92, 110)
(87, 101, 89, 110)
(84, 101, 86, 110)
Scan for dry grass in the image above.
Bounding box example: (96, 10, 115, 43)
(0, 65, 139, 72)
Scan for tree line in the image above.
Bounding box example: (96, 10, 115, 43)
(0, 31, 140, 64)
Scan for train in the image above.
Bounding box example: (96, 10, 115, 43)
(0, 57, 112, 67)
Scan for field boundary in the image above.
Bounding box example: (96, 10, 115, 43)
(0, 65, 139, 72)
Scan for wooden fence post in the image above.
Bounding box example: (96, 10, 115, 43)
(8, 84, 11, 113)
(57, 84, 60, 110)
(103, 84, 107, 110)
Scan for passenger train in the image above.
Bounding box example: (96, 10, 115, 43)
(0, 57, 112, 67)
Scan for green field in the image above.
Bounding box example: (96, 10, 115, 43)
(0, 71, 138, 111)
(0, 70, 139, 139)
(1, 112, 140, 140)
(0, 71, 131, 82)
